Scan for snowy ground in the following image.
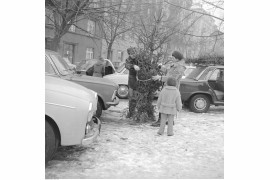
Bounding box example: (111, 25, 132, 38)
(45, 99, 224, 179)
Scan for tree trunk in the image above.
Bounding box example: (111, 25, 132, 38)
(107, 43, 113, 59)
(50, 36, 61, 52)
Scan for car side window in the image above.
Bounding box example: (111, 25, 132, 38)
(45, 57, 56, 74)
(209, 69, 220, 81)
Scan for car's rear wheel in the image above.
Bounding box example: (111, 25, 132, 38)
(45, 120, 58, 165)
(96, 100, 102, 118)
(116, 85, 129, 99)
(189, 94, 210, 113)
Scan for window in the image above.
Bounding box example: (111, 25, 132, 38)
(69, 24, 76, 32)
(63, 43, 75, 63)
(118, 51, 124, 61)
(209, 69, 223, 81)
(45, 57, 55, 74)
(87, 20, 95, 34)
(86, 48, 94, 59)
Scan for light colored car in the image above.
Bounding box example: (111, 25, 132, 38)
(103, 64, 130, 98)
(76, 58, 116, 76)
(45, 50, 119, 118)
(103, 63, 195, 98)
(45, 75, 101, 164)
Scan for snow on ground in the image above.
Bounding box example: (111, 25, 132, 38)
(45, 99, 224, 179)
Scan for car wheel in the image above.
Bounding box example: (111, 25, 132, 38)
(96, 100, 102, 118)
(116, 85, 129, 99)
(45, 120, 58, 165)
(189, 94, 210, 113)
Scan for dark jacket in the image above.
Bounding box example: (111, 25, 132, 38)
(125, 57, 138, 76)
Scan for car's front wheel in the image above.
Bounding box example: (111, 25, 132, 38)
(45, 120, 58, 165)
(189, 94, 210, 113)
(116, 85, 129, 99)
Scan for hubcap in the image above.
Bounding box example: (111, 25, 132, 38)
(118, 86, 128, 97)
(194, 98, 206, 110)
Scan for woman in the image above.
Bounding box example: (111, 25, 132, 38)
(151, 50, 186, 126)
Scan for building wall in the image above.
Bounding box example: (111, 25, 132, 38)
(45, 9, 102, 65)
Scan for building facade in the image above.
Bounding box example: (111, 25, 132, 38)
(45, 8, 102, 65)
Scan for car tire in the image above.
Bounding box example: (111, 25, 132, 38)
(116, 85, 129, 99)
(45, 120, 58, 165)
(96, 100, 102, 118)
(189, 94, 210, 113)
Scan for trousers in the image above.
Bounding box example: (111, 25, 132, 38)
(158, 113, 174, 136)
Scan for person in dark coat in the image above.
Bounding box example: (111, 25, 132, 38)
(125, 47, 140, 118)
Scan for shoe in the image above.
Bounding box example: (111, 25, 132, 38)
(167, 134, 174, 136)
(157, 132, 163, 135)
(151, 122, 160, 127)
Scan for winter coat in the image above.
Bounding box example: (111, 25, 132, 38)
(92, 62, 105, 77)
(161, 61, 186, 89)
(157, 86, 182, 115)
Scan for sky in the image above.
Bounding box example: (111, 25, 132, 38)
(194, 0, 224, 30)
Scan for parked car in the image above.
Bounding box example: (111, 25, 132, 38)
(103, 63, 195, 99)
(180, 65, 224, 113)
(45, 50, 119, 117)
(76, 58, 116, 76)
(45, 75, 101, 164)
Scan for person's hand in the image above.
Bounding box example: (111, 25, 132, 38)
(134, 65, 140, 71)
(152, 75, 161, 81)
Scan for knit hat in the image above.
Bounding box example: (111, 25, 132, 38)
(127, 47, 137, 55)
(172, 51, 184, 60)
(166, 77, 177, 87)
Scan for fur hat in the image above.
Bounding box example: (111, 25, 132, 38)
(166, 77, 177, 87)
(172, 51, 184, 60)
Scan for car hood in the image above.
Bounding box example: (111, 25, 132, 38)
(70, 74, 118, 88)
(46, 75, 96, 101)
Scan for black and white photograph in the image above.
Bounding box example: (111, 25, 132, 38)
(44, 0, 224, 178)
(3, 0, 270, 179)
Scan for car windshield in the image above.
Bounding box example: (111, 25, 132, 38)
(49, 54, 72, 75)
(186, 66, 207, 80)
(184, 67, 195, 76)
(77, 59, 98, 71)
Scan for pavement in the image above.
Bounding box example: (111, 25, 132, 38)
(45, 99, 224, 179)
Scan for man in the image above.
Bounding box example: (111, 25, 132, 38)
(125, 47, 140, 118)
(92, 57, 105, 77)
(151, 50, 186, 126)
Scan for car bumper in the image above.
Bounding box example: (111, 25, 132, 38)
(106, 96, 119, 107)
(81, 116, 101, 146)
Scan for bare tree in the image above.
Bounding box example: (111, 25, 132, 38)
(97, 0, 135, 59)
(45, 0, 123, 51)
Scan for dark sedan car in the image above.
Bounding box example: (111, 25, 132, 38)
(45, 50, 119, 117)
(180, 65, 224, 113)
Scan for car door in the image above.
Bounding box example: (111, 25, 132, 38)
(208, 68, 224, 101)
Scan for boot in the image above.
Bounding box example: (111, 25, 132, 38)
(151, 113, 161, 127)
(126, 99, 136, 118)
